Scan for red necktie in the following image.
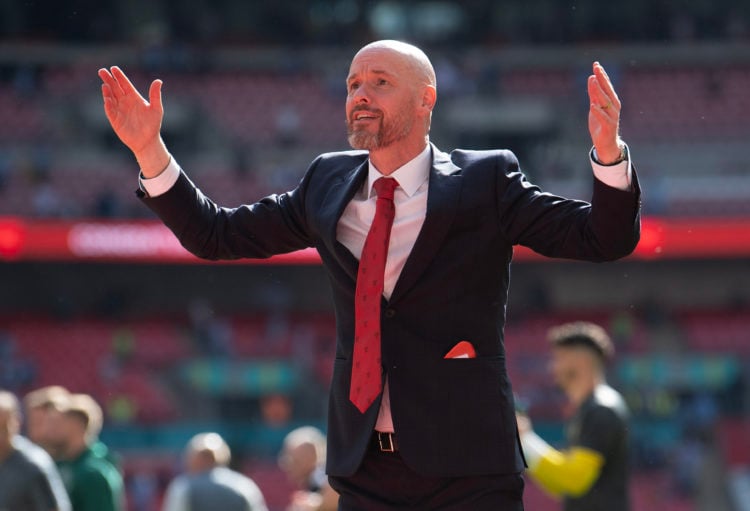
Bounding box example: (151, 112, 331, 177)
(350, 177, 399, 413)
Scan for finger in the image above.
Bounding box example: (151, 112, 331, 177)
(101, 83, 119, 112)
(588, 75, 620, 115)
(148, 79, 164, 112)
(591, 102, 619, 128)
(110, 66, 144, 100)
(593, 62, 620, 106)
(594, 61, 611, 82)
(101, 84, 119, 123)
(587, 75, 608, 108)
(98, 68, 121, 96)
(97, 68, 112, 82)
(101, 83, 113, 102)
(101, 84, 112, 108)
(590, 103, 617, 126)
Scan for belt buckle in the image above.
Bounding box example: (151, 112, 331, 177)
(377, 432, 395, 452)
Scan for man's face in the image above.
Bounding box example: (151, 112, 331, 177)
(186, 450, 213, 475)
(25, 406, 46, 443)
(0, 409, 19, 450)
(278, 443, 317, 487)
(26, 405, 67, 449)
(345, 48, 420, 151)
(549, 347, 590, 392)
(57, 413, 86, 448)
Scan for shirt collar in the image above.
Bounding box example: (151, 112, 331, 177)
(366, 144, 432, 198)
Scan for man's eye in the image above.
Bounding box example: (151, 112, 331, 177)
(349, 82, 360, 91)
(377, 79, 388, 86)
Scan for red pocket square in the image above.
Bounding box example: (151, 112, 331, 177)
(444, 341, 476, 359)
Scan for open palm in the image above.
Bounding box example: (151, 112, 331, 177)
(98, 66, 164, 156)
(587, 62, 623, 164)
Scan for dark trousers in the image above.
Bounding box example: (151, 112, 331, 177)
(329, 439, 525, 511)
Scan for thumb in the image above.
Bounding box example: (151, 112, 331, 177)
(148, 79, 164, 113)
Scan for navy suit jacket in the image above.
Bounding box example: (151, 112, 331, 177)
(139, 144, 641, 477)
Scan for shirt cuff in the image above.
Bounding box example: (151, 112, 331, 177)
(138, 156, 180, 198)
(520, 430, 552, 471)
(590, 145, 632, 191)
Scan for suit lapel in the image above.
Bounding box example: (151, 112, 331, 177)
(389, 146, 462, 304)
(318, 159, 369, 282)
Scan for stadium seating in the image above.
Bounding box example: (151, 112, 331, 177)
(4, 304, 739, 509)
(1, 62, 749, 218)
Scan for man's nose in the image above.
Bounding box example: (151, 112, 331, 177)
(351, 85, 370, 103)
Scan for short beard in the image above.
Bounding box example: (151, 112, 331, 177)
(346, 106, 414, 151)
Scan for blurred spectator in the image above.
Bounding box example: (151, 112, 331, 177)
(260, 394, 293, 428)
(518, 322, 631, 511)
(106, 395, 138, 424)
(0, 389, 71, 511)
(188, 299, 234, 357)
(128, 470, 159, 511)
(93, 189, 125, 218)
(680, 391, 719, 443)
(32, 181, 65, 217)
(56, 393, 125, 511)
(0, 331, 36, 391)
(279, 426, 338, 511)
(274, 105, 302, 147)
(21, 147, 70, 218)
(100, 328, 136, 386)
(23, 385, 70, 459)
(609, 310, 636, 350)
(672, 437, 703, 497)
(111, 329, 135, 364)
(12, 65, 40, 98)
(0, 152, 8, 190)
(161, 432, 267, 511)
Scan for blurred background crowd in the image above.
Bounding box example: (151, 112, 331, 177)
(0, 1, 749, 510)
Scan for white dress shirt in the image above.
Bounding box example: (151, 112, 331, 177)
(141, 143, 632, 433)
(336, 144, 432, 432)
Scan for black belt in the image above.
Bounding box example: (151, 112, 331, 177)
(372, 431, 398, 452)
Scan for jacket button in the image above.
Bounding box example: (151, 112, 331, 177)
(384, 308, 395, 318)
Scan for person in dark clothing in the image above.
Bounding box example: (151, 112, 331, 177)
(0, 389, 71, 511)
(55, 393, 125, 511)
(517, 322, 630, 511)
(99, 39, 640, 510)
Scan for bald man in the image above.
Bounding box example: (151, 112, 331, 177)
(99, 39, 641, 509)
(161, 433, 267, 511)
(279, 427, 338, 511)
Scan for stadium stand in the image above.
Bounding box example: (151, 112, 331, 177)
(2, 55, 750, 219)
(2, 304, 745, 508)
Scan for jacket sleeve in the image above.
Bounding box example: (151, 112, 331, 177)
(139, 158, 320, 261)
(495, 150, 641, 262)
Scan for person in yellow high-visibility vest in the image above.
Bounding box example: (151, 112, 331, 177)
(517, 322, 630, 511)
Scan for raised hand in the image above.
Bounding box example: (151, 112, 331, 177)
(98, 66, 170, 177)
(587, 62, 624, 165)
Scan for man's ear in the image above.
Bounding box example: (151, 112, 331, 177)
(421, 85, 437, 111)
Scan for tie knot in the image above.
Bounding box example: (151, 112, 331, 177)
(373, 177, 399, 201)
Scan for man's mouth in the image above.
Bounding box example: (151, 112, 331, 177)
(351, 110, 379, 123)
